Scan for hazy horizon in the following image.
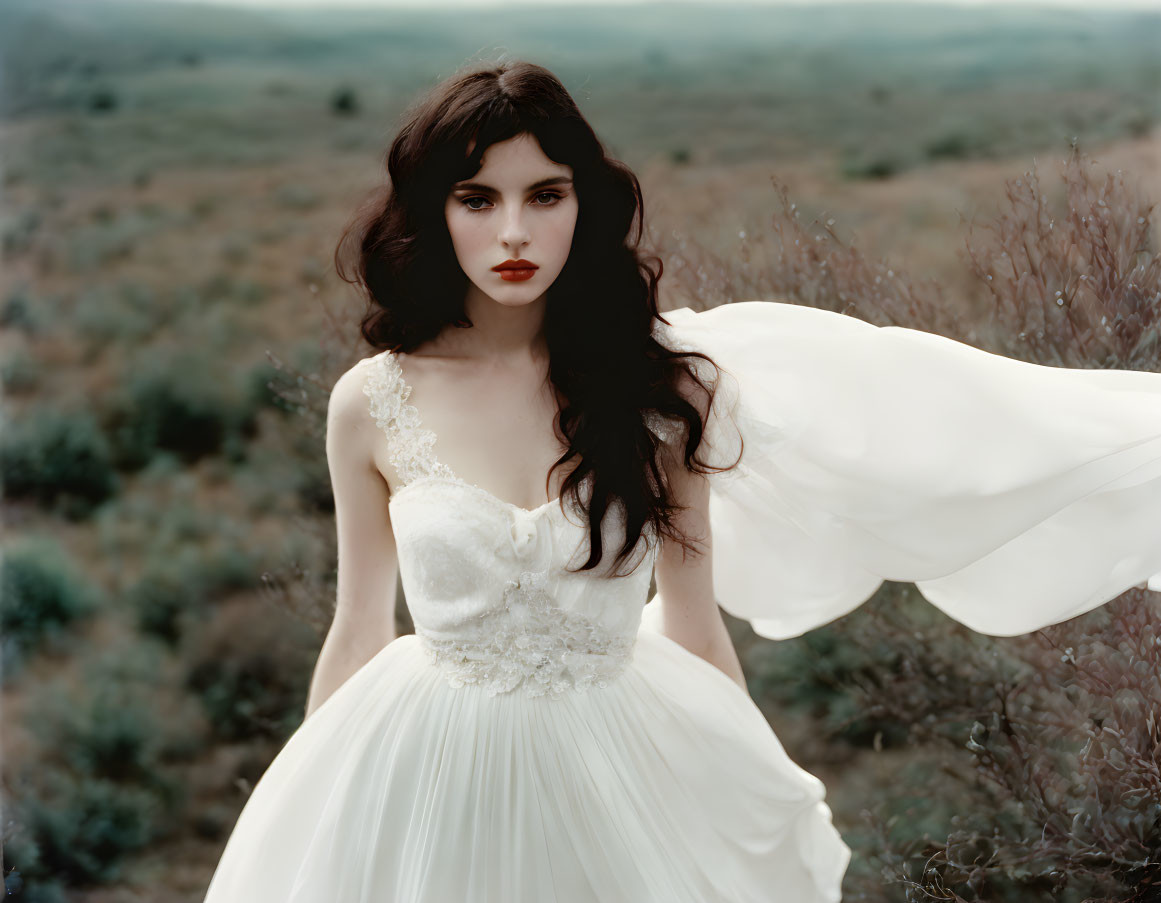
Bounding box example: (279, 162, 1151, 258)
(136, 0, 1161, 10)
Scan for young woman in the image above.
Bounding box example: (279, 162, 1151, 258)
(203, 60, 1161, 902)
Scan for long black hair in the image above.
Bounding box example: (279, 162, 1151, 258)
(334, 59, 741, 576)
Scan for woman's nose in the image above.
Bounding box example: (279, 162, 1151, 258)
(499, 210, 530, 245)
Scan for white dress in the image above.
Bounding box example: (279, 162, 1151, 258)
(202, 300, 1161, 903)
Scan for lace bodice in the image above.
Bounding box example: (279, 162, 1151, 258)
(359, 349, 659, 700)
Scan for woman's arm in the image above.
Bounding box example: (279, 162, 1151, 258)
(304, 363, 401, 721)
(650, 401, 747, 694)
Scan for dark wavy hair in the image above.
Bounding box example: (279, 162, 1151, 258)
(334, 59, 741, 576)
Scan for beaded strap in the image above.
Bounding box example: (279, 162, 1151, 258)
(361, 350, 456, 487)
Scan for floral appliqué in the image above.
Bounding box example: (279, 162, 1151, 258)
(415, 569, 635, 699)
(361, 350, 456, 486)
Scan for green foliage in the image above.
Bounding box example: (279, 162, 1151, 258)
(54, 205, 175, 274)
(1, 407, 119, 515)
(127, 540, 263, 646)
(274, 183, 320, 211)
(0, 346, 41, 392)
(31, 653, 177, 791)
(0, 537, 100, 682)
(245, 358, 300, 415)
(184, 602, 315, 743)
(1, 284, 42, 332)
(73, 280, 172, 353)
(105, 347, 260, 469)
(330, 85, 359, 116)
(839, 147, 909, 182)
(923, 127, 993, 162)
(199, 272, 268, 308)
(5, 643, 198, 890)
(6, 774, 161, 886)
(1, 208, 41, 257)
(746, 586, 938, 749)
(127, 556, 204, 647)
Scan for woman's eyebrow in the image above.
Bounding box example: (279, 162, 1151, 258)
(452, 176, 573, 192)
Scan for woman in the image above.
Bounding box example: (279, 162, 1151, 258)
(203, 60, 1161, 902)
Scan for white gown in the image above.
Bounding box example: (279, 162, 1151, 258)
(202, 300, 1161, 903)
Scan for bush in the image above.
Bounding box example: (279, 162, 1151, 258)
(72, 281, 171, 355)
(4, 642, 198, 890)
(127, 548, 210, 646)
(840, 147, 909, 181)
(746, 588, 913, 750)
(923, 128, 988, 161)
(330, 85, 359, 116)
(127, 541, 262, 646)
(0, 537, 100, 681)
(4, 774, 161, 886)
(275, 183, 321, 211)
(0, 347, 41, 392)
(854, 593, 1161, 902)
(1, 284, 41, 333)
(245, 358, 302, 415)
(1, 407, 119, 515)
(105, 347, 260, 469)
(185, 601, 316, 743)
(965, 142, 1160, 371)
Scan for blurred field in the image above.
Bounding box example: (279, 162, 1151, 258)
(1, 1, 1159, 901)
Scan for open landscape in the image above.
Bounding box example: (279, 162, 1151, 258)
(2, 1, 1159, 900)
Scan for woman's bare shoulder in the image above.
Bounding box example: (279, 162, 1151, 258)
(327, 353, 386, 438)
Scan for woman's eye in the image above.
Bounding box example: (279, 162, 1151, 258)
(460, 192, 562, 212)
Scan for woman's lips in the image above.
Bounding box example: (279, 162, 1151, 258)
(497, 267, 537, 282)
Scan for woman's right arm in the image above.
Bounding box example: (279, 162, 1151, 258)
(303, 362, 400, 721)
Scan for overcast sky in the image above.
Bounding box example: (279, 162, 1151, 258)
(139, 0, 1161, 10)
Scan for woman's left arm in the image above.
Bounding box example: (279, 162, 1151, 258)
(650, 430, 748, 694)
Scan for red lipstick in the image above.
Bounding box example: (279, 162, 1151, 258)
(492, 258, 538, 282)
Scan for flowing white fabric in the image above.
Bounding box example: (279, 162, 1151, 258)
(651, 301, 1161, 641)
(204, 302, 1159, 902)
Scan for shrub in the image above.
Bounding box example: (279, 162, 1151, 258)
(965, 142, 1160, 371)
(4, 774, 160, 886)
(330, 85, 359, 116)
(245, 357, 302, 415)
(104, 346, 260, 469)
(1, 407, 119, 515)
(184, 600, 316, 743)
(4, 642, 198, 890)
(1, 284, 41, 332)
(0, 347, 40, 392)
(0, 537, 100, 681)
(126, 556, 205, 647)
(746, 585, 917, 751)
(31, 653, 175, 791)
(840, 147, 909, 181)
(72, 281, 171, 355)
(127, 540, 264, 646)
(855, 593, 1161, 902)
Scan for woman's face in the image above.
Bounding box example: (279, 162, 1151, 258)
(444, 132, 579, 309)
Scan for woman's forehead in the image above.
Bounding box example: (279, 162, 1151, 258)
(456, 134, 571, 188)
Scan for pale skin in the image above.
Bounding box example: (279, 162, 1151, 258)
(305, 133, 744, 720)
